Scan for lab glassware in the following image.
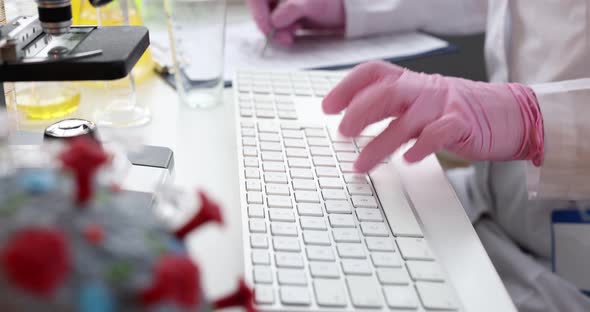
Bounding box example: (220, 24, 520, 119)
(165, 0, 227, 108)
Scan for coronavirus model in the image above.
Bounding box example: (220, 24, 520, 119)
(0, 137, 255, 312)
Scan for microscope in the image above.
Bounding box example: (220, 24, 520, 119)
(0, 0, 174, 197)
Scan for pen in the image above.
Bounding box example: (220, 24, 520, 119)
(261, 0, 282, 57)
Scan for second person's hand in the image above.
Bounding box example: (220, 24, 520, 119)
(246, 0, 346, 46)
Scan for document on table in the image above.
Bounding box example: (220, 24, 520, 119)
(223, 21, 450, 80)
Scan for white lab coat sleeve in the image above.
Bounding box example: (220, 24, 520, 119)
(344, 0, 487, 38)
(528, 78, 590, 200)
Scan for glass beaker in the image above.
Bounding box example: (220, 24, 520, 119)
(165, 0, 227, 108)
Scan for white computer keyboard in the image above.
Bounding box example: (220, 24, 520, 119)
(234, 70, 460, 311)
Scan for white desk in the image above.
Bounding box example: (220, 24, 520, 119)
(135, 78, 245, 299)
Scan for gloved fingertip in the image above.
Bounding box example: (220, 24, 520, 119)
(273, 32, 294, 46)
(353, 160, 370, 174)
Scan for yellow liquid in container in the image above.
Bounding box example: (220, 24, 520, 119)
(76, 1, 154, 84)
(15, 84, 81, 120)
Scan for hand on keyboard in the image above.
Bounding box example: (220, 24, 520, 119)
(246, 0, 345, 46)
(322, 61, 544, 172)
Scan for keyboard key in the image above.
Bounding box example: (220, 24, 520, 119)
(333, 228, 360, 243)
(264, 172, 288, 184)
(346, 276, 384, 308)
(347, 184, 373, 195)
(366, 237, 396, 251)
(396, 237, 435, 260)
(329, 215, 356, 228)
(260, 142, 283, 152)
(341, 259, 372, 275)
(267, 195, 292, 208)
(282, 130, 303, 139)
(254, 266, 273, 284)
(297, 203, 323, 217)
(246, 179, 262, 191)
(286, 148, 308, 158)
(322, 189, 347, 200)
(273, 237, 301, 252)
(256, 109, 276, 118)
(271, 222, 298, 236)
(336, 152, 358, 162)
(249, 219, 266, 233)
(306, 246, 335, 261)
(356, 208, 383, 222)
(255, 286, 275, 304)
(377, 268, 410, 285)
(248, 205, 265, 218)
(278, 269, 308, 285)
(337, 243, 366, 259)
(333, 142, 356, 152)
(325, 200, 352, 214)
(265, 184, 290, 196)
(241, 128, 256, 137)
(258, 122, 280, 133)
(294, 191, 320, 203)
(243, 157, 259, 167)
(242, 137, 257, 146)
(269, 209, 295, 222)
(251, 234, 268, 249)
(241, 120, 255, 128)
(278, 111, 298, 120)
(313, 156, 336, 167)
(280, 286, 311, 306)
(245, 168, 260, 179)
(309, 262, 340, 278)
(316, 167, 339, 177)
(303, 230, 330, 245)
(261, 152, 283, 162)
(300, 217, 327, 230)
(259, 132, 280, 142)
(340, 163, 355, 173)
(343, 174, 368, 184)
(290, 169, 314, 180)
(252, 250, 270, 265)
(318, 178, 343, 189)
(284, 138, 306, 148)
(247, 192, 263, 204)
(352, 195, 378, 208)
(275, 252, 304, 268)
(288, 158, 311, 168)
(304, 128, 326, 137)
(406, 261, 445, 282)
(310, 146, 333, 156)
(360, 222, 390, 237)
(240, 108, 253, 117)
(415, 282, 458, 310)
(292, 179, 316, 190)
(383, 285, 419, 309)
(313, 279, 348, 307)
(262, 161, 285, 172)
(371, 252, 402, 268)
(307, 138, 330, 147)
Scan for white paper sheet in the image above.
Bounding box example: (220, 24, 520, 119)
(223, 21, 450, 80)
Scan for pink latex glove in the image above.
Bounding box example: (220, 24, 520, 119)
(246, 0, 345, 46)
(322, 61, 544, 173)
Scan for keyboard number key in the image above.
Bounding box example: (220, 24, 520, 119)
(313, 279, 348, 307)
(280, 286, 311, 306)
(254, 266, 273, 284)
(383, 285, 419, 309)
(255, 286, 275, 304)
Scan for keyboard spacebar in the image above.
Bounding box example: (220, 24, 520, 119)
(369, 162, 423, 237)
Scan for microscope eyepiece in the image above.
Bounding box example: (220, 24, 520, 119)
(35, 0, 72, 35)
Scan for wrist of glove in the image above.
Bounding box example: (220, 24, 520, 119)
(322, 62, 544, 173)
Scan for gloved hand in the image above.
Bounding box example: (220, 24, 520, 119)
(322, 61, 544, 173)
(246, 0, 345, 46)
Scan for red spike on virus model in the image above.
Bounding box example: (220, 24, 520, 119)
(174, 191, 224, 240)
(213, 278, 256, 312)
(59, 138, 108, 205)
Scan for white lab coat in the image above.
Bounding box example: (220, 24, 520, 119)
(343, 1, 590, 311)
